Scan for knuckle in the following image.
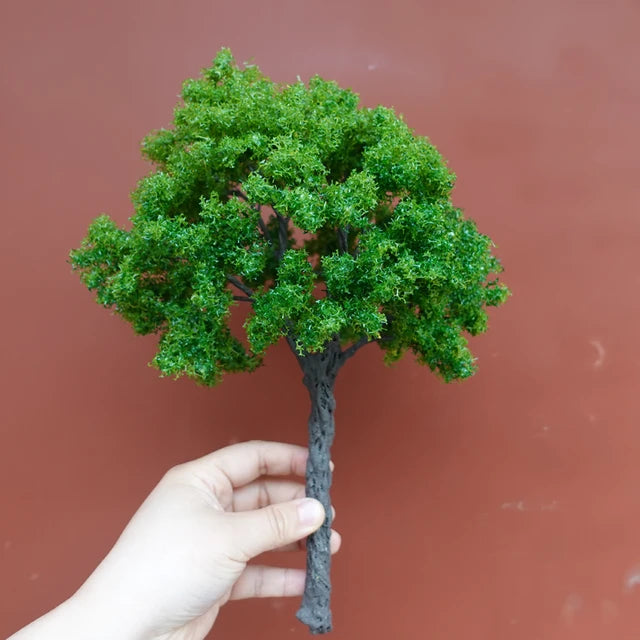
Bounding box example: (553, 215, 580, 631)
(282, 567, 292, 597)
(258, 481, 270, 508)
(162, 464, 186, 483)
(266, 505, 289, 544)
(253, 568, 265, 597)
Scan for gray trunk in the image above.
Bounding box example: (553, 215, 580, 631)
(295, 339, 342, 634)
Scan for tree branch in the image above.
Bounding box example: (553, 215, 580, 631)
(340, 336, 373, 363)
(375, 313, 398, 344)
(284, 323, 306, 367)
(257, 214, 272, 245)
(337, 227, 349, 254)
(226, 275, 254, 298)
(285, 334, 300, 356)
(275, 211, 290, 263)
(229, 189, 272, 246)
(229, 188, 249, 202)
(233, 295, 254, 303)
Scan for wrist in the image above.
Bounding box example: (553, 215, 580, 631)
(68, 578, 153, 640)
(8, 587, 151, 640)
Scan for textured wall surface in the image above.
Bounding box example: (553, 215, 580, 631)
(2, 1, 639, 638)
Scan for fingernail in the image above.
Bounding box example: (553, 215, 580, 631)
(298, 499, 323, 527)
(330, 460, 335, 472)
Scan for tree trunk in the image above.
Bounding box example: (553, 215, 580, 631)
(295, 339, 342, 634)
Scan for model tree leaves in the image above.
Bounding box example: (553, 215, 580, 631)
(70, 48, 509, 634)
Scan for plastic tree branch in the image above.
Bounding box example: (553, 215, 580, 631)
(226, 275, 254, 298)
(275, 211, 290, 263)
(339, 336, 373, 363)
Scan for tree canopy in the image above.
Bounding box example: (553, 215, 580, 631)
(70, 48, 509, 386)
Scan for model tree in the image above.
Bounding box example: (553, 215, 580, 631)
(70, 49, 509, 634)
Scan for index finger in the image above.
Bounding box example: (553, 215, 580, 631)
(186, 440, 309, 489)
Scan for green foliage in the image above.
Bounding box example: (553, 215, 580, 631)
(71, 48, 509, 386)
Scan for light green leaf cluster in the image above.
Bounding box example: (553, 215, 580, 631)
(71, 48, 509, 386)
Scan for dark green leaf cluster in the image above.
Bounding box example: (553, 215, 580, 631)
(71, 48, 509, 386)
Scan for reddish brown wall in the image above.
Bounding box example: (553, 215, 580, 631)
(2, 1, 639, 638)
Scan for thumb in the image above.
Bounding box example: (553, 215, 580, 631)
(231, 498, 325, 559)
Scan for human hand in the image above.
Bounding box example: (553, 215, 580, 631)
(10, 440, 339, 640)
